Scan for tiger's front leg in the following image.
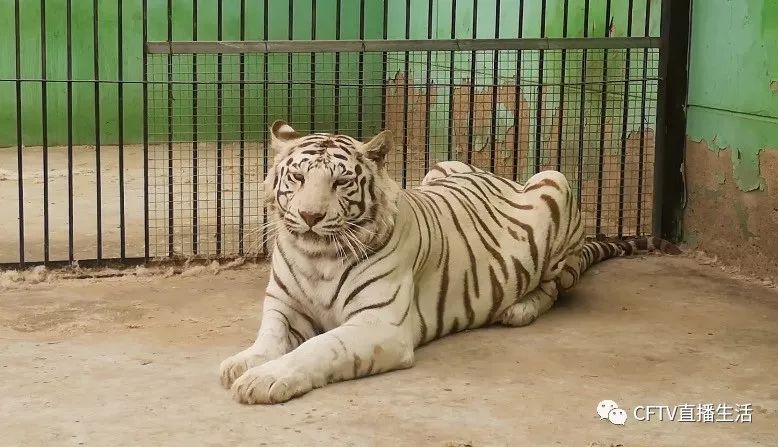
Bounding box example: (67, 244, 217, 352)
(219, 297, 312, 388)
(231, 311, 415, 404)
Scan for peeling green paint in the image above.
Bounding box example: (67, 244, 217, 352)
(687, 107, 774, 191)
(686, 0, 778, 192)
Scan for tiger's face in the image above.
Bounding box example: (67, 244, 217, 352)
(264, 121, 398, 257)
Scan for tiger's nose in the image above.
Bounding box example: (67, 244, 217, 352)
(299, 211, 325, 228)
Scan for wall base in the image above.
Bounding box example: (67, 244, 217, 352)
(684, 140, 778, 279)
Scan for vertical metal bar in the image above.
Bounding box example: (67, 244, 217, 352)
(357, 0, 365, 140)
(636, 0, 651, 235)
(466, 0, 478, 165)
(216, 0, 224, 255)
(142, 0, 149, 259)
(576, 0, 590, 205)
(117, 0, 125, 259)
(511, 0, 524, 181)
(261, 0, 270, 254)
(334, 0, 341, 133)
(617, 0, 634, 237)
(446, 0, 457, 161)
(489, 0, 500, 173)
(166, 0, 174, 257)
(555, 0, 570, 172)
(533, 0, 546, 174)
(380, 0, 388, 132)
(67, 0, 74, 262)
(595, 0, 612, 236)
(423, 0, 433, 172)
(287, 0, 293, 124)
(238, 0, 245, 255)
(93, 0, 102, 262)
(310, 0, 317, 132)
(654, 0, 691, 241)
(192, 0, 199, 255)
(41, 0, 50, 264)
(14, 0, 24, 267)
(401, 0, 410, 186)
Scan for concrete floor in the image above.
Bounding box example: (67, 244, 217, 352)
(1, 255, 776, 446)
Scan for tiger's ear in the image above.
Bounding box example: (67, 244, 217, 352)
(270, 120, 301, 153)
(262, 166, 276, 205)
(360, 130, 393, 168)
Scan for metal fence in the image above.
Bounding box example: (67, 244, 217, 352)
(144, 38, 659, 260)
(0, 0, 689, 269)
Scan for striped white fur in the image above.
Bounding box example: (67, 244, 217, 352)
(219, 121, 679, 404)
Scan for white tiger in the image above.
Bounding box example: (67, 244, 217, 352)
(218, 121, 680, 404)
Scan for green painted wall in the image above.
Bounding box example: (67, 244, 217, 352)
(383, 0, 660, 39)
(0, 0, 384, 147)
(0, 0, 661, 148)
(686, 0, 778, 191)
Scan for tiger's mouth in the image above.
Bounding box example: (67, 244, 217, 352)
(299, 230, 326, 242)
(288, 228, 340, 246)
(283, 219, 345, 245)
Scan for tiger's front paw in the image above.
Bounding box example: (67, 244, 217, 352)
(231, 360, 313, 404)
(218, 348, 271, 389)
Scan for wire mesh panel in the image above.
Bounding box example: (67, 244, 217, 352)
(146, 55, 266, 259)
(144, 38, 660, 260)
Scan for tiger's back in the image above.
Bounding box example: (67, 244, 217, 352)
(398, 161, 584, 344)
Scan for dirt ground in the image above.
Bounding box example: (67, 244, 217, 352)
(0, 143, 267, 264)
(1, 255, 777, 446)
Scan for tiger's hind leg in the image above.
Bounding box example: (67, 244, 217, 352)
(497, 280, 559, 327)
(498, 250, 587, 327)
(554, 251, 584, 293)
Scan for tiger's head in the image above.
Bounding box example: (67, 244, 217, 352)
(263, 121, 400, 257)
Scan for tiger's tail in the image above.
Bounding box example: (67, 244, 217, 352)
(555, 235, 681, 292)
(579, 235, 682, 275)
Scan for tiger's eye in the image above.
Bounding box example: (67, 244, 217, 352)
(292, 173, 304, 183)
(333, 178, 351, 187)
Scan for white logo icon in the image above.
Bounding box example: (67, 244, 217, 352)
(596, 400, 627, 425)
(608, 408, 628, 425)
(597, 400, 619, 419)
